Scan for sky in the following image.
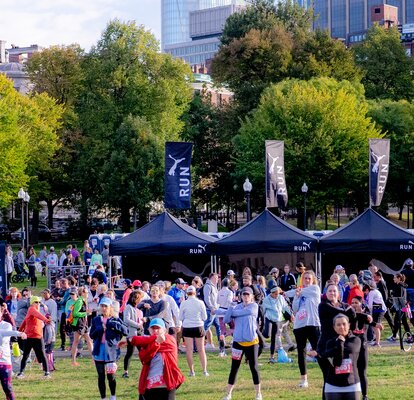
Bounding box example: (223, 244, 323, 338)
(0, 0, 161, 50)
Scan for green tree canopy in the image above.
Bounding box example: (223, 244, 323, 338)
(76, 20, 193, 230)
(368, 99, 414, 216)
(353, 25, 414, 100)
(0, 75, 62, 209)
(235, 77, 381, 218)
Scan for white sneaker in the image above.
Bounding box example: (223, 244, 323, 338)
(205, 343, 215, 350)
(222, 395, 231, 400)
(299, 380, 309, 388)
(256, 393, 263, 400)
(188, 371, 195, 377)
(109, 396, 116, 400)
(203, 370, 210, 376)
(219, 351, 226, 357)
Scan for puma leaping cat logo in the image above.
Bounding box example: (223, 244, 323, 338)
(168, 154, 186, 176)
(268, 154, 279, 175)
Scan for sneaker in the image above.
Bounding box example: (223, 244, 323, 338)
(288, 345, 297, 352)
(219, 351, 226, 358)
(299, 380, 309, 388)
(370, 342, 381, 347)
(59, 345, 65, 351)
(109, 396, 116, 400)
(387, 336, 397, 342)
(44, 372, 51, 379)
(256, 393, 263, 400)
(406, 335, 414, 344)
(205, 343, 215, 350)
(269, 357, 277, 364)
(16, 372, 25, 379)
(222, 395, 232, 400)
(188, 371, 195, 377)
(122, 372, 129, 378)
(203, 371, 210, 376)
(362, 396, 369, 400)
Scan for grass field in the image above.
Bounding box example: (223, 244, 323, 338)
(11, 344, 414, 400)
(9, 274, 414, 400)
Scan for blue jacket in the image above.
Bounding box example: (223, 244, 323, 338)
(168, 286, 185, 307)
(224, 302, 258, 343)
(90, 316, 128, 361)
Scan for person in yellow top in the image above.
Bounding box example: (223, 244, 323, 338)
(221, 287, 262, 400)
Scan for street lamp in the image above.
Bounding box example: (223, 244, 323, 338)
(233, 184, 238, 228)
(301, 182, 308, 230)
(17, 188, 26, 249)
(243, 178, 253, 222)
(24, 191, 30, 249)
(407, 186, 411, 229)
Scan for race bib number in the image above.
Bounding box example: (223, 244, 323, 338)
(231, 348, 243, 361)
(335, 358, 353, 375)
(296, 309, 308, 321)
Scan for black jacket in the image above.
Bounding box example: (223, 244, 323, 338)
(324, 333, 361, 388)
(278, 273, 296, 292)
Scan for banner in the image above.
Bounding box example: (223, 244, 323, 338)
(164, 142, 193, 209)
(265, 140, 288, 209)
(369, 138, 390, 207)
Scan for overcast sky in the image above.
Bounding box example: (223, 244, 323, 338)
(0, 0, 161, 50)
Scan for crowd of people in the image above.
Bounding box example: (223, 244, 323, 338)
(1, 242, 414, 400)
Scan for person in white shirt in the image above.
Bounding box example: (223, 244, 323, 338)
(179, 285, 208, 377)
(41, 289, 58, 326)
(46, 247, 59, 270)
(155, 281, 182, 337)
(217, 278, 235, 341)
(59, 249, 66, 267)
(5, 246, 14, 288)
(363, 283, 386, 346)
(0, 303, 27, 399)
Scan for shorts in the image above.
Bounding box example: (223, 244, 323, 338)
(182, 326, 205, 338)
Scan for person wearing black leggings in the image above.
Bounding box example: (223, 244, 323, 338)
(90, 298, 128, 400)
(323, 314, 362, 400)
(221, 287, 262, 400)
(291, 270, 321, 389)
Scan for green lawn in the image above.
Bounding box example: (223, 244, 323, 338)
(10, 273, 414, 399)
(10, 344, 414, 400)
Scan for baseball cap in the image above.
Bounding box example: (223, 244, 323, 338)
(30, 296, 41, 305)
(132, 280, 142, 287)
(69, 287, 77, 295)
(123, 279, 131, 286)
(270, 267, 278, 274)
(227, 270, 235, 276)
(149, 318, 165, 329)
(270, 286, 280, 293)
(335, 265, 344, 271)
(50, 246, 55, 251)
(99, 297, 112, 306)
(175, 278, 186, 285)
(241, 287, 253, 295)
(186, 285, 196, 293)
(155, 280, 166, 288)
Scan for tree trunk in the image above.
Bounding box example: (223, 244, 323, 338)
(46, 200, 55, 228)
(31, 207, 39, 245)
(120, 205, 131, 232)
(79, 194, 89, 238)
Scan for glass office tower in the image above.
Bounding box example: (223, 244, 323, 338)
(161, 0, 199, 50)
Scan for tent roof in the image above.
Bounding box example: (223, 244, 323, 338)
(213, 209, 317, 254)
(110, 212, 215, 256)
(319, 208, 414, 253)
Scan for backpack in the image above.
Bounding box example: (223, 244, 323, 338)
(66, 304, 74, 326)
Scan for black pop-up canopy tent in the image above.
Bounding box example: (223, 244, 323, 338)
(213, 209, 317, 254)
(319, 208, 414, 253)
(110, 212, 216, 256)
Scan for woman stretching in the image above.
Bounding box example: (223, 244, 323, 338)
(221, 286, 262, 400)
(291, 270, 321, 389)
(323, 314, 362, 400)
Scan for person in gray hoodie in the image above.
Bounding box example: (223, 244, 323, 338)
(222, 286, 262, 400)
(291, 270, 321, 389)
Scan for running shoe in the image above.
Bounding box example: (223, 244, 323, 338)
(203, 371, 210, 377)
(387, 336, 397, 342)
(298, 380, 309, 388)
(268, 357, 277, 364)
(16, 373, 25, 379)
(370, 342, 381, 348)
(44, 372, 51, 379)
(122, 372, 129, 378)
(219, 351, 227, 357)
(222, 395, 231, 400)
(188, 371, 195, 377)
(256, 393, 263, 400)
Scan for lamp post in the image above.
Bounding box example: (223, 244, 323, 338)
(243, 178, 252, 222)
(408, 186, 411, 229)
(301, 182, 308, 230)
(17, 188, 26, 249)
(233, 184, 238, 228)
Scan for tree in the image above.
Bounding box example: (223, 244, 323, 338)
(0, 75, 62, 237)
(353, 25, 414, 100)
(76, 20, 193, 231)
(235, 77, 381, 225)
(368, 100, 414, 220)
(25, 44, 85, 228)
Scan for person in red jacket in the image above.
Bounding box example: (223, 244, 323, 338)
(17, 296, 52, 379)
(347, 275, 364, 305)
(119, 318, 184, 400)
